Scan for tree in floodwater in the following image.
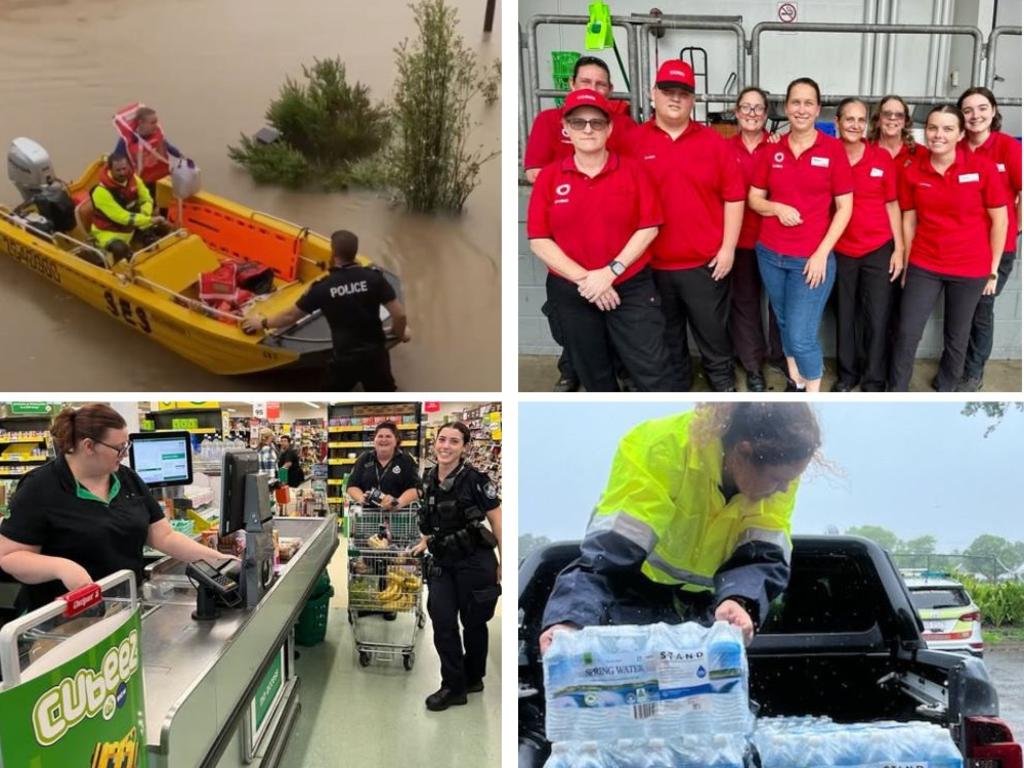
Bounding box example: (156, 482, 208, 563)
(388, 0, 498, 212)
(961, 401, 1024, 437)
(228, 57, 391, 190)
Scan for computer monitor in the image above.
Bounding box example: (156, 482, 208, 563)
(219, 450, 267, 536)
(128, 431, 193, 488)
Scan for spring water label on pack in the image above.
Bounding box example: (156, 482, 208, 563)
(546, 647, 659, 711)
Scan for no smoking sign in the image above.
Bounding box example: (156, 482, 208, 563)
(777, 2, 798, 23)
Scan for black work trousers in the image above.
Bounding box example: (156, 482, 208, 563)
(835, 240, 898, 391)
(890, 264, 987, 391)
(653, 265, 735, 391)
(326, 346, 397, 392)
(545, 269, 676, 392)
(963, 248, 1018, 380)
(729, 247, 784, 374)
(428, 547, 500, 695)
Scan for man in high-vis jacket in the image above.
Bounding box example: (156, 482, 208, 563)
(90, 153, 167, 263)
(539, 403, 821, 653)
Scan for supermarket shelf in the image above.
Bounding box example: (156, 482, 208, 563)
(148, 427, 218, 434)
(327, 440, 417, 449)
(327, 479, 344, 485)
(0, 436, 47, 445)
(327, 458, 357, 465)
(326, 497, 345, 504)
(0, 456, 48, 463)
(327, 424, 418, 433)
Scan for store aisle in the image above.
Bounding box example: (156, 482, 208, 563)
(280, 539, 502, 766)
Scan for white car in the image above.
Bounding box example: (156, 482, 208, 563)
(904, 574, 984, 657)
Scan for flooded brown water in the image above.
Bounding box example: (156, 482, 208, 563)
(0, 0, 500, 391)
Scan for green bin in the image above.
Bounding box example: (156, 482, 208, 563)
(551, 51, 581, 107)
(295, 570, 334, 646)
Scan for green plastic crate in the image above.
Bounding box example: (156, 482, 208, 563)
(551, 51, 580, 107)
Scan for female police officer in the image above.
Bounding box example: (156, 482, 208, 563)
(347, 422, 419, 511)
(411, 422, 501, 712)
(0, 403, 229, 611)
(539, 402, 821, 655)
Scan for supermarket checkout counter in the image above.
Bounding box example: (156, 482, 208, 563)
(0, 437, 338, 768)
(140, 513, 337, 768)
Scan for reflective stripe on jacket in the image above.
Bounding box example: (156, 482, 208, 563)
(90, 170, 153, 235)
(543, 411, 798, 630)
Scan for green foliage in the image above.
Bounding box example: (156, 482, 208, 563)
(227, 135, 309, 188)
(388, 0, 499, 213)
(229, 57, 390, 189)
(961, 401, 1024, 437)
(964, 534, 1024, 571)
(845, 525, 900, 552)
(957, 574, 1024, 627)
(479, 59, 501, 105)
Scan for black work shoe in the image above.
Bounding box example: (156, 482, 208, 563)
(956, 375, 983, 392)
(619, 376, 638, 393)
(746, 371, 766, 392)
(930, 375, 940, 392)
(466, 679, 485, 693)
(553, 376, 580, 393)
(425, 687, 468, 711)
(785, 378, 803, 393)
(383, 612, 397, 621)
(831, 380, 854, 393)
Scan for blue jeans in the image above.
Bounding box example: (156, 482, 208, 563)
(756, 243, 836, 380)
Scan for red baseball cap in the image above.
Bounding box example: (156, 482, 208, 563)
(655, 59, 695, 92)
(562, 88, 611, 116)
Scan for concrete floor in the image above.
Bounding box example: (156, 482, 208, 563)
(279, 538, 501, 766)
(519, 354, 1023, 393)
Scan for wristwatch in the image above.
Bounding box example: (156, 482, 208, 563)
(608, 260, 626, 276)
(990, 273, 998, 280)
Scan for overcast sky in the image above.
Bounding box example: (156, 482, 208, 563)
(519, 402, 1023, 553)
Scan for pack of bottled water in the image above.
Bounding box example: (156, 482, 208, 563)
(543, 735, 748, 768)
(752, 717, 963, 768)
(543, 621, 753, 742)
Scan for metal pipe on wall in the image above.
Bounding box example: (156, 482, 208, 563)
(750, 21, 984, 90)
(987, 26, 1023, 91)
(519, 24, 529, 161)
(884, 0, 899, 94)
(872, 0, 889, 96)
(924, 0, 941, 97)
(859, 0, 879, 95)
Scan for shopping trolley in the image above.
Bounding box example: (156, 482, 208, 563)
(346, 504, 426, 670)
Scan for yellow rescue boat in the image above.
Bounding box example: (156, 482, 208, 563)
(0, 139, 400, 375)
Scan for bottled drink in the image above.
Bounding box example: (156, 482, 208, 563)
(706, 621, 752, 733)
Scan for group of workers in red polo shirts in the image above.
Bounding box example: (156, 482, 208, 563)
(524, 56, 1021, 393)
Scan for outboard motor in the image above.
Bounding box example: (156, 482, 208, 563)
(6, 138, 76, 233)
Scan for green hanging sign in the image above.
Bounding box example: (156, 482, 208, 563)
(0, 610, 148, 767)
(585, 2, 614, 50)
(10, 402, 54, 415)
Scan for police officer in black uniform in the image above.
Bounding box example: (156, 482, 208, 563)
(412, 422, 502, 712)
(346, 422, 420, 511)
(241, 229, 410, 391)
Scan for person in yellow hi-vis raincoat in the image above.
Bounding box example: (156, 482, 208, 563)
(90, 152, 167, 262)
(539, 403, 821, 654)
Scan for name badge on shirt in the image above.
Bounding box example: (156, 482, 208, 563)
(869, 167, 884, 178)
(997, 163, 1007, 172)
(810, 156, 830, 168)
(958, 173, 980, 183)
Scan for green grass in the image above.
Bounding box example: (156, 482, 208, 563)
(982, 625, 1024, 644)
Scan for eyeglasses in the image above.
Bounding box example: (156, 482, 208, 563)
(565, 117, 610, 132)
(737, 104, 766, 116)
(881, 110, 906, 121)
(94, 439, 131, 457)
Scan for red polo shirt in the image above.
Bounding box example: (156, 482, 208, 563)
(523, 106, 637, 172)
(751, 130, 854, 258)
(527, 152, 662, 285)
(627, 119, 746, 270)
(898, 146, 1007, 278)
(834, 141, 898, 257)
(964, 131, 1022, 253)
(729, 131, 770, 250)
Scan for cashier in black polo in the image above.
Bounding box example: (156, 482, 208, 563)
(0, 403, 229, 612)
(346, 422, 420, 510)
(241, 229, 411, 392)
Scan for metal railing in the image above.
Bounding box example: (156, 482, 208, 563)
(751, 21, 986, 106)
(987, 25, 1022, 95)
(634, 14, 746, 122)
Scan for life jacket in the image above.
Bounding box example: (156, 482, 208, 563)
(114, 103, 171, 183)
(90, 166, 143, 233)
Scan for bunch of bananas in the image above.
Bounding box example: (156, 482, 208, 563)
(376, 569, 422, 610)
